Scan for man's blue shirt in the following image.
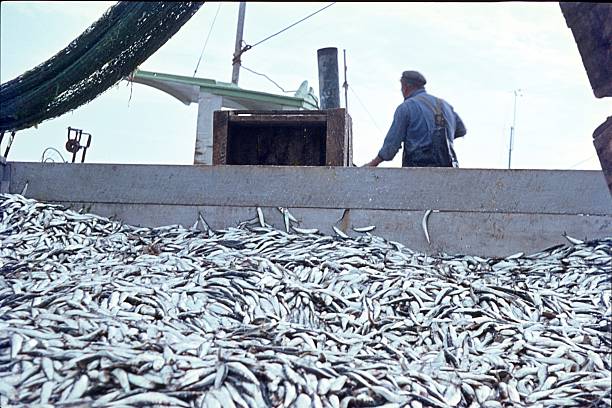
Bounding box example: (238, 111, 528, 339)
(377, 88, 466, 165)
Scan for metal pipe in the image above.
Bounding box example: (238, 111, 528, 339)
(342, 49, 348, 112)
(231, 2, 247, 85)
(317, 47, 340, 110)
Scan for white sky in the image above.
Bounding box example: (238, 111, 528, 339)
(1, 1, 610, 169)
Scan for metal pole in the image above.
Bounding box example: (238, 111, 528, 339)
(342, 49, 348, 112)
(231, 2, 246, 85)
(508, 89, 521, 169)
(317, 47, 340, 110)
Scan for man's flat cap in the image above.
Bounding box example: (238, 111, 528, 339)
(401, 70, 427, 86)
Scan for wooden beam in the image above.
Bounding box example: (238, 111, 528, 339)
(559, 3, 612, 98)
(325, 108, 347, 166)
(228, 115, 327, 125)
(212, 111, 230, 165)
(593, 116, 612, 196)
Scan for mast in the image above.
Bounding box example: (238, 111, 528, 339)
(231, 2, 247, 85)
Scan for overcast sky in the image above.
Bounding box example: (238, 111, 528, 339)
(1, 1, 610, 169)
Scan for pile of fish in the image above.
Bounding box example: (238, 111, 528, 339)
(1, 193, 610, 408)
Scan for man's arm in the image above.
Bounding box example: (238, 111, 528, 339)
(363, 155, 383, 167)
(454, 110, 466, 139)
(363, 105, 407, 166)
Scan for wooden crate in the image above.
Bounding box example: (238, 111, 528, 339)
(213, 109, 352, 166)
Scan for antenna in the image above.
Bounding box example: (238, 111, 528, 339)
(508, 89, 522, 169)
(342, 49, 352, 166)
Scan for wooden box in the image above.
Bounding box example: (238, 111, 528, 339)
(213, 109, 352, 166)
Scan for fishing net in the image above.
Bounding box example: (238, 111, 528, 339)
(0, 2, 203, 133)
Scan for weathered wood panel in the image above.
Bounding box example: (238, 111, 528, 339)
(8, 163, 611, 215)
(212, 111, 229, 165)
(560, 2, 612, 98)
(325, 109, 348, 166)
(593, 116, 612, 196)
(228, 115, 327, 124)
(212, 109, 351, 166)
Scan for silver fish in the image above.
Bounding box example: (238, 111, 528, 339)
(0, 193, 610, 408)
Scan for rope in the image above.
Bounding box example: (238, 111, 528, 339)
(349, 86, 385, 135)
(193, 2, 223, 77)
(241, 65, 296, 94)
(568, 155, 597, 169)
(40, 147, 68, 163)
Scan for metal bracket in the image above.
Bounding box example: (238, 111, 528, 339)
(65, 127, 92, 163)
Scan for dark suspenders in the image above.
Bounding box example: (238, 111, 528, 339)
(417, 95, 446, 129)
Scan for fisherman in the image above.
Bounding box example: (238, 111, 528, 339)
(363, 70, 466, 167)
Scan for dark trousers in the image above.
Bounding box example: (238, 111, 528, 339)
(402, 145, 453, 167)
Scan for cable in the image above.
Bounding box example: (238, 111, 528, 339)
(349, 86, 385, 135)
(241, 65, 297, 94)
(234, 2, 336, 63)
(193, 2, 223, 77)
(568, 155, 597, 169)
(252, 3, 335, 48)
(41, 147, 68, 163)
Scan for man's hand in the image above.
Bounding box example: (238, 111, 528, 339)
(362, 156, 383, 167)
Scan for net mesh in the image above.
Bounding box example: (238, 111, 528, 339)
(0, 2, 204, 132)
